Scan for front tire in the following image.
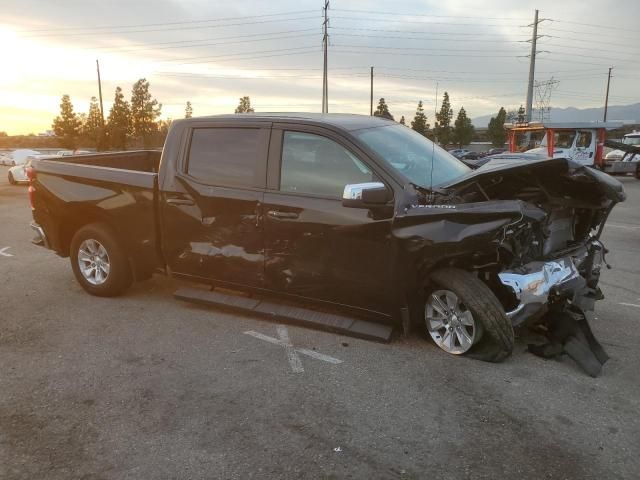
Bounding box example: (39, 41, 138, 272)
(70, 223, 132, 297)
(425, 268, 514, 362)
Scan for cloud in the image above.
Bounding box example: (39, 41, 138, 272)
(1, 0, 638, 133)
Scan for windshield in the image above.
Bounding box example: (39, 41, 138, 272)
(353, 124, 470, 187)
(623, 135, 640, 146)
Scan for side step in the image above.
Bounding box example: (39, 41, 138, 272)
(174, 287, 393, 343)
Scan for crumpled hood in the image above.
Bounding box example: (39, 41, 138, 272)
(442, 157, 626, 203)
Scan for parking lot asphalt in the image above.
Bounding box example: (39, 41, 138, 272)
(1, 164, 639, 480)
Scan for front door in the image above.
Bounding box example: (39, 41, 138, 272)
(574, 130, 596, 165)
(263, 127, 395, 315)
(161, 122, 270, 288)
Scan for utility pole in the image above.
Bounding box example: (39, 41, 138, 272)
(604, 66, 613, 121)
(96, 59, 105, 126)
(525, 9, 540, 123)
(370, 66, 374, 116)
(322, 0, 329, 113)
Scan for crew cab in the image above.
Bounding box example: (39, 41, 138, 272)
(29, 114, 625, 373)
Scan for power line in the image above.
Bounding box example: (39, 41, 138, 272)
(333, 32, 526, 44)
(331, 44, 526, 54)
(331, 26, 529, 37)
(332, 8, 526, 20)
(96, 33, 320, 55)
(92, 28, 320, 52)
(549, 18, 638, 33)
(18, 10, 318, 32)
(331, 15, 525, 27)
(20, 15, 320, 37)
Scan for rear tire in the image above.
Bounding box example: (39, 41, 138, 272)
(70, 223, 132, 297)
(426, 268, 514, 362)
(635, 164, 640, 180)
(8, 172, 16, 185)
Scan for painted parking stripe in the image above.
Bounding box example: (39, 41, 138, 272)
(244, 326, 343, 373)
(619, 302, 640, 309)
(607, 223, 640, 231)
(0, 247, 13, 257)
(276, 325, 304, 373)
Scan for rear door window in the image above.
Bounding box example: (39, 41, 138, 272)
(187, 127, 266, 188)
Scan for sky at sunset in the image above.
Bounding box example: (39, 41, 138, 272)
(1, 0, 638, 135)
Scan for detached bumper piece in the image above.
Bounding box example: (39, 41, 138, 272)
(528, 307, 609, 377)
(498, 241, 609, 376)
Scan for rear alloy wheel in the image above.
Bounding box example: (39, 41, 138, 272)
(426, 268, 514, 362)
(8, 172, 16, 185)
(77, 239, 111, 286)
(70, 223, 132, 297)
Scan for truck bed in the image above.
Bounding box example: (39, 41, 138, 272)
(30, 150, 162, 278)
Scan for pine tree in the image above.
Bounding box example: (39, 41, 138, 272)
(434, 92, 453, 146)
(83, 97, 103, 148)
(399, 116, 405, 125)
(452, 107, 474, 148)
(410, 101, 430, 137)
(185, 101, 193, 119)
(373, 98, 394, 120)
(52, 94, 81, 149)
(130, 78, 162, 147)
(235, 96, 254, 113)
(487, 107, 507, 147)
(106, 86, 132, 150)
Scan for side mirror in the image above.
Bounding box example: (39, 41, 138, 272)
(342, 182, 390, 208)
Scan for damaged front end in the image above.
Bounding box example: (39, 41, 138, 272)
(396, 157, 625, 376)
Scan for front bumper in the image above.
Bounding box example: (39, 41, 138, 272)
(498, 241, 604, 325)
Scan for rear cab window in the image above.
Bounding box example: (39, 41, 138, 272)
(186, 127, 269, 188)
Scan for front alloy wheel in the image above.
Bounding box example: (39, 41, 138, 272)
(426, 289, 481, 354)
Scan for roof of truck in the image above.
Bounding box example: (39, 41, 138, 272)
(175, 113, 396, 131)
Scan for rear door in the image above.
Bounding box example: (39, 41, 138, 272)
(262, 125, 395, 315)
(160, 121, 270, 288)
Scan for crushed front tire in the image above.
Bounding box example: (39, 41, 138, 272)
(428, 268, 515, 362)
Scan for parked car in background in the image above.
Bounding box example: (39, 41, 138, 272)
(0, 152, 11, 165)
(8, 155, 58, 184)
(485, 147, 507, 156)
(458, 151, 479, 160)
(605, 132, 640, 161)
(447, 148, 471, 158)
(5, 149, 40, 166)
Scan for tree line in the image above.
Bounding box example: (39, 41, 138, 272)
(372, 93, 514, 148)
(50, 85, 514, 150)
(51, 86, 257, 150)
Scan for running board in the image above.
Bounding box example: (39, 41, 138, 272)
(173, 287, 393, 343)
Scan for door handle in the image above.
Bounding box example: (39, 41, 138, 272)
(267, 210, 299, 220)
(166, 197, 195, 206)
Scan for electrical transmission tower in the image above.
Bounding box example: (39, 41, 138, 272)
(533, 77, 559, 122)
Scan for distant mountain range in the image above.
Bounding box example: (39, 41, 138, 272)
(472, 103, 640, 128)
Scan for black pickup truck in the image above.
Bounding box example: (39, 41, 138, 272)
(29, 114, 625, 374)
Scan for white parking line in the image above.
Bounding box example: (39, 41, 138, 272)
(0, 247, 13, 257)
(607, 223, 640, 231)
(276, 325, 304, 373)
(244, 326, 343, 373)
(619, 302, 640, 309)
